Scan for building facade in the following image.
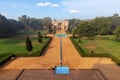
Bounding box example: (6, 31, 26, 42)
(52, 19, 69, 31)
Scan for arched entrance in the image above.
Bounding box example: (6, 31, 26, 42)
(52, 19, 69, 31)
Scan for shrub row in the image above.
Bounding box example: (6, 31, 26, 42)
(39, 37, 52, 56)
(0, 55, 16, 67)
(70, 37, 120, 65)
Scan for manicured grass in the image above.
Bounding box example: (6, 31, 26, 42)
(76, 39, 108, 54)
(71, 36, 120, 65)
(0, 30, 51, 63)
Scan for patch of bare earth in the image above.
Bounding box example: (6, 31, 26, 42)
(85, 42, 96, 49)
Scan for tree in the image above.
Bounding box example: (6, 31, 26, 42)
(113, 13, 119, 17)
(68, 27, 72, 33)
(25, 36, 33, 52)
(0, 14, 15, 34)
(76, 21, 96, 38)
(68, 19, 81, 33)
(18, 15, 30, 30)
(38, 32, 42, 43)
(93, 17, 112, 35)
(38, 19, 44, 29)
(18, 15, 46, 30)
(18, 15, 29, 26)
(114, 26, 120, 41)
(8, 19, 25, 31)
(28, 18, 40, 30)
(69, 19, 81, 27)
(109, 14, 120, 34)
(42, 17, 52, 29)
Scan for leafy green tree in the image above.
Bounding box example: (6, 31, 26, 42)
(18, 15, 46, 30)
(76, 21, 96, 38)
(69, 19, 81, 27)
(68, 27, 72, 33)
(8, 19, 25, 31)
(93, 17, 112, 35)
(114, 26, 120, 41)
(25, 36, 33, 52)
(113, 13, 119, 17)
(109, 14, 120, 34)
(68, 19, 81, 33)
(38, 19, 44, 29)
(0, 14, 15, 34)
(42, 17, 52, 29)
(18, 15, 29, 26)
(18, 15, 30, 30)
(38, 32, 42, 43)
(28, 18, 40, 30)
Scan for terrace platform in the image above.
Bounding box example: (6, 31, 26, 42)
(17, 69, 106, 80)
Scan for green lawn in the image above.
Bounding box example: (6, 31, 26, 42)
(71, 36, 120, 64)
(0, 30, 50, 63)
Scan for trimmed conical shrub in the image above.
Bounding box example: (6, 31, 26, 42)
(73, 33, 75, 38)
(25, 36, 33, 52)
(38, 32, 42, 43)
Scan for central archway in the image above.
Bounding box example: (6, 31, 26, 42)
(52, 19, 69, 31)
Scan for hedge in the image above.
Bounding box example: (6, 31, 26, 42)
(39, 37, 52, 56)
(0, 55, 16, 67)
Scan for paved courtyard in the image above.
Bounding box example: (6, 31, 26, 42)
(18, 69, 106, 80)
(0, 31, 120, 80)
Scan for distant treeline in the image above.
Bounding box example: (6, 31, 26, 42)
(0, 14, 52, 34)
(68, 13, 120, 36)
(1, 13, 120, 36)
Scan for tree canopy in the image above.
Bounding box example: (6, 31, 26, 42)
(93, 17, 112, 35)
(18, 15, 52, 30)
(114, 26, 120, 41)
(76, 21, 95, 38)
(68, 19, 81, 33)
(1, 13, 120, 38)
(0, 14, 53, 35)
(0, 14, 17, 34)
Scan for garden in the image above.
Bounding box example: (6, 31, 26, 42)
(71, 35, 120, 65)
(0, 30, 51, 65)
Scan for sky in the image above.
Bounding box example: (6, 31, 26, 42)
(0, 0, 120, 20)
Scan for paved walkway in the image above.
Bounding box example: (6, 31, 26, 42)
(0, 31, 120, 80)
